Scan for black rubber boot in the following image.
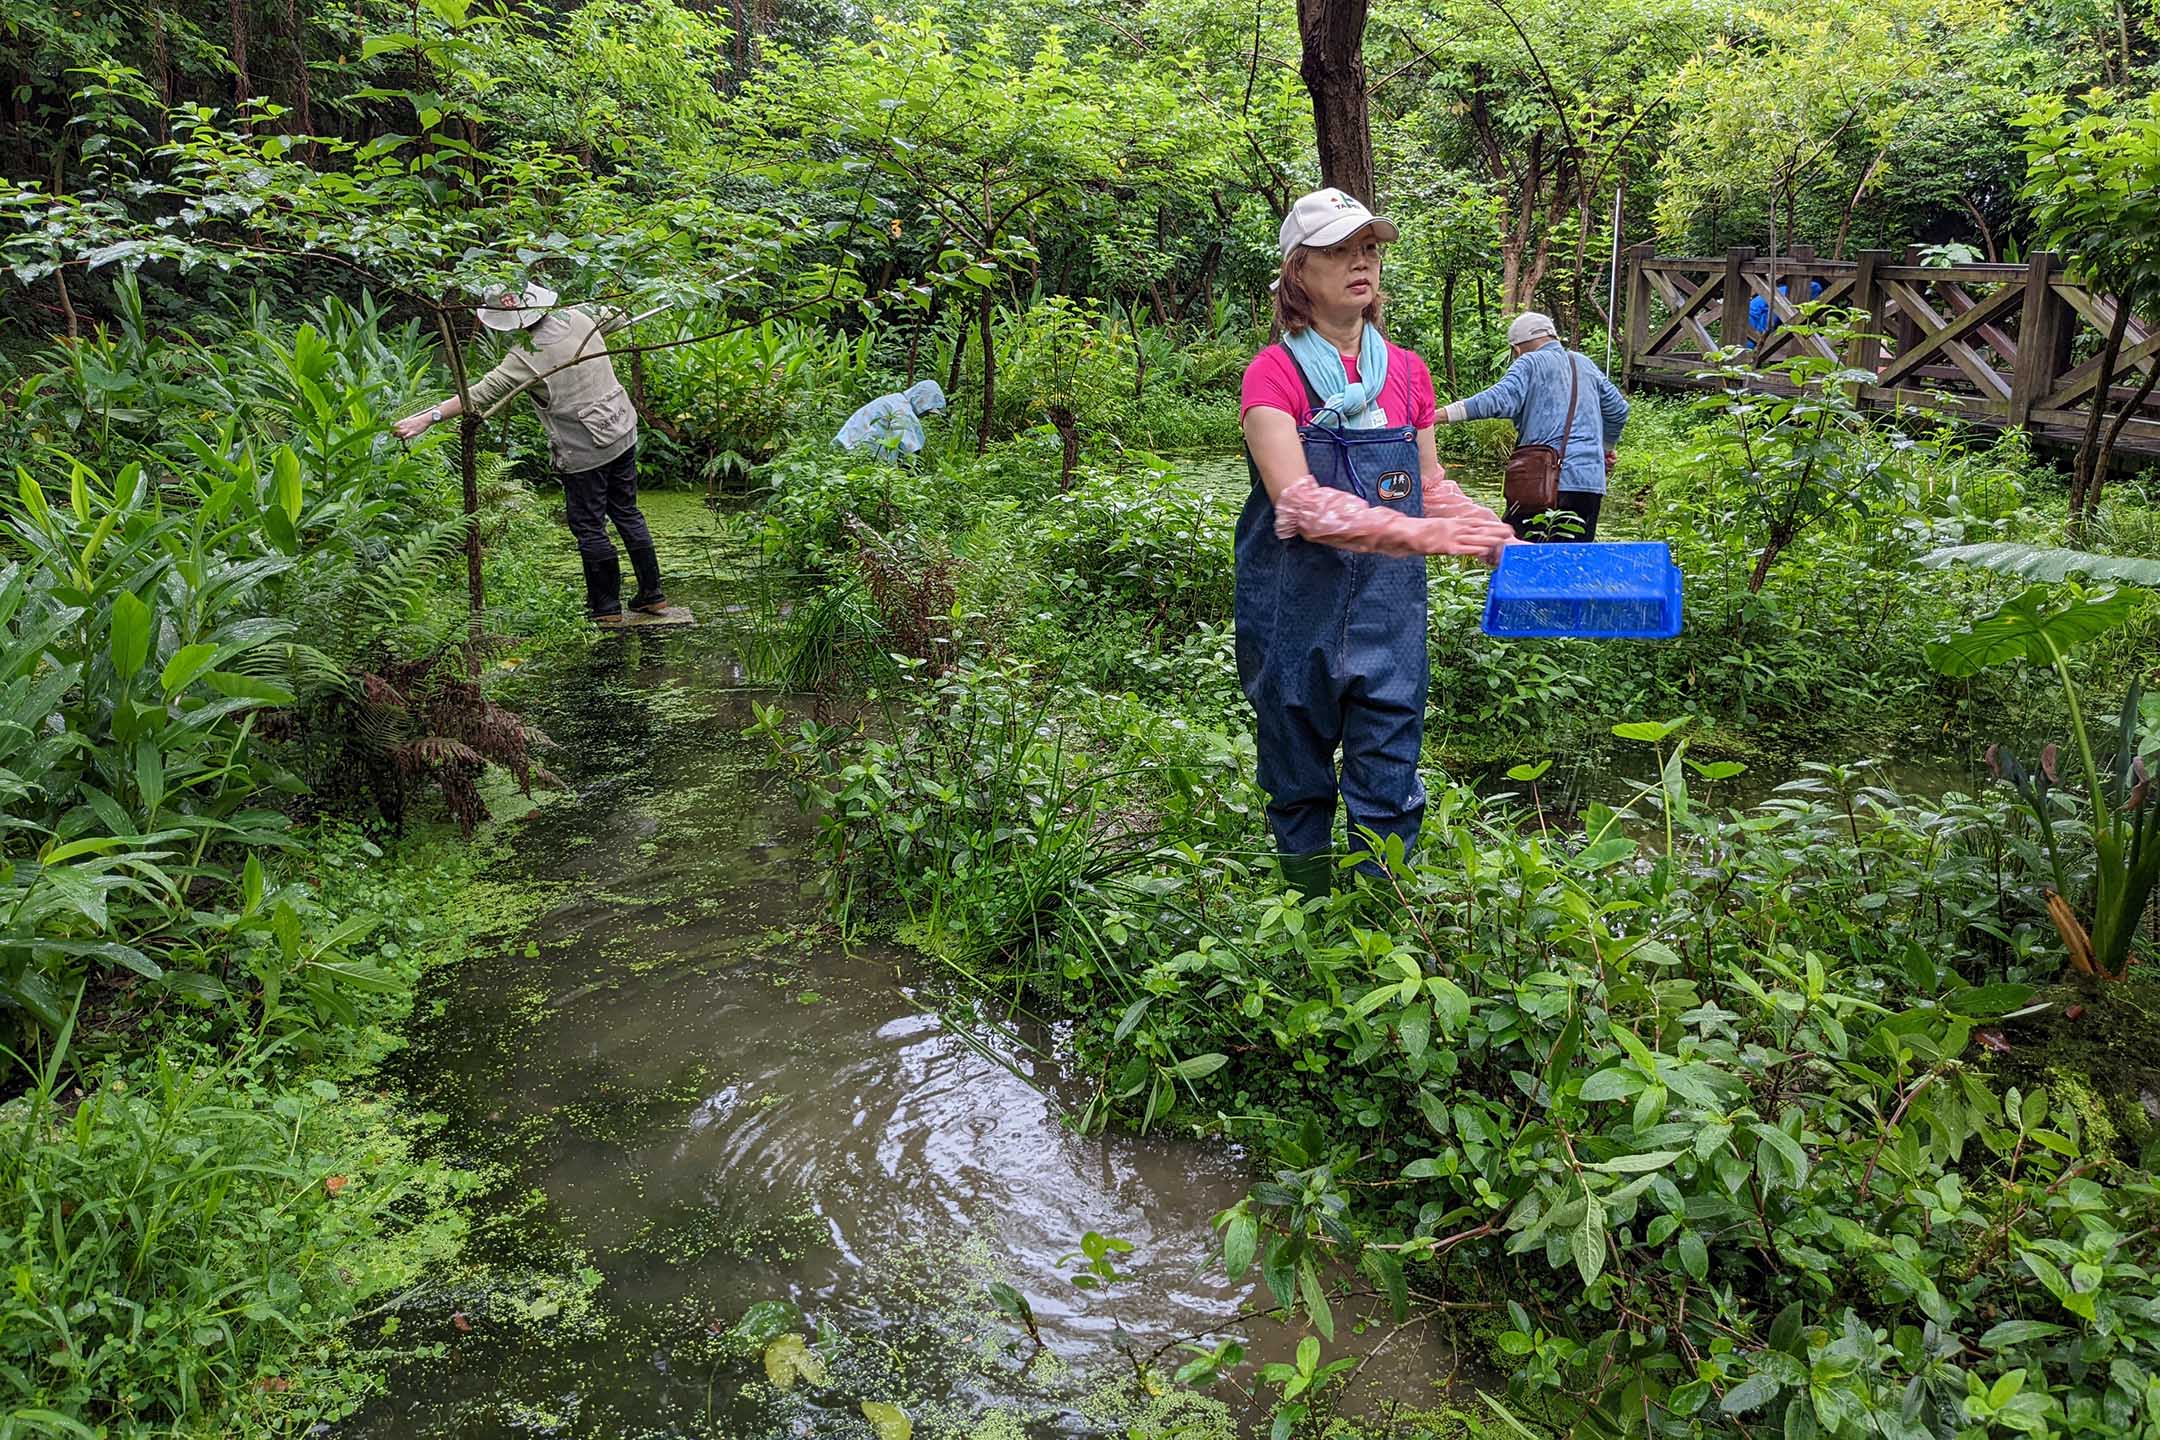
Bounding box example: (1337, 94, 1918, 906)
(625, 542, 666, 614)
(581, 551, 623, 618)
(1278, 851, 1335, 901)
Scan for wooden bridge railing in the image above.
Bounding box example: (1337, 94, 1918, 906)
(1621, 244, 2160, 458)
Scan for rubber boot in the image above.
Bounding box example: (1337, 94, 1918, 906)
(625, 542, 666, 614)
(1278, 851, 1335, 901)
(581, 551, 623, 619)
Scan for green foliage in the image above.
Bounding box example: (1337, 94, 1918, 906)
(789, 674, 2160, 1435)
(0, 1004, 467, 1436)
(1692, 314, 1935, 593)
(753, 659, 1246, 961)
(642, 318, 882, 482)
(1928, 583, 2158, 984)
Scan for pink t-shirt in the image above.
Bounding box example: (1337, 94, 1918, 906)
(1239, 342, 1437, 430)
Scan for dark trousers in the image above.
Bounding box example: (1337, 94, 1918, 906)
(1504, 490, 1602, 543)
(562, 445, 662, 616)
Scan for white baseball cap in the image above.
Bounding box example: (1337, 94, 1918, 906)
(477, 281, 558, 331)
(1278, 188, 1399, 259)
(1507, 311, 1559, 346)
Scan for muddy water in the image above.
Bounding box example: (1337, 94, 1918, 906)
(347, 502, 1458, 1439)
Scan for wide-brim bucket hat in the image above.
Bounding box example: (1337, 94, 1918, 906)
(477, 281, 558, 331)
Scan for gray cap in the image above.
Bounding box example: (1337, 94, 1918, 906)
(1507, 311, 1558, 346)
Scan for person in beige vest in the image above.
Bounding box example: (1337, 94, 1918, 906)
(395, 282, 667, 623)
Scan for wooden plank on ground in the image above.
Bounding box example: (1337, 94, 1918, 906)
(597, 605, 697, 630)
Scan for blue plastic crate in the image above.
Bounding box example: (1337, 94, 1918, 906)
(1480, 541, 1683, 640)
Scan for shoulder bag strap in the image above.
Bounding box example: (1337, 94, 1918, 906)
(1554, 351, 1582, 465)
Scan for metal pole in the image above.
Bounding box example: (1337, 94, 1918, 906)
(1604, 181, 1623, 371)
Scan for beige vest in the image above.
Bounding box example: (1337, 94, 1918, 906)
(467, 307, 638, 474)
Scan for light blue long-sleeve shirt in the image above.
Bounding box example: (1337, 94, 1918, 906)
(1455, 344, 1630, 495)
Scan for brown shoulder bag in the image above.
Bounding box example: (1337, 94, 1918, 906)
(1501, 351, 1582, 513)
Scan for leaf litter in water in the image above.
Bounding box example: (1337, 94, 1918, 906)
(761, 1333, 829, 1390)
(861, 1400, 913, 1439)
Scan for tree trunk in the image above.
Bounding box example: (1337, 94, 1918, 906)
(2093, 313, 2160, 515)
(149, 9, 172, 142)
(229, 0, 251, 108)
(1475, 273, 1492, 382)
(2069, 299, 2131, 538)
(1748, 535, 1786, 593)
(1050, 405, 1080, 490)
(284, 0, 315, 148)
(1297, 0, 1375, 205)
(432, 309, 486, 662)
(946, 311, 969, 397)
(976, 285, 995, 455)
(54, 266, 79, 342)
(1441, 268, 1459, 393)
(1189, 240, 1222, 320)
(1129, 302, 1146, 402)
(907, 299, 931, 385)
(719, 0, 749, 88)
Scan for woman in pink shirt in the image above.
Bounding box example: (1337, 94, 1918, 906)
(1237, 189, 1512, 897)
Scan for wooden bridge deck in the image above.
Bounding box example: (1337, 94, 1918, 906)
(1620, 245, 2160, 459)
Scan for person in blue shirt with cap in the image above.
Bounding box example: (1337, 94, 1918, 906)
(1437, 312, 1629, 542)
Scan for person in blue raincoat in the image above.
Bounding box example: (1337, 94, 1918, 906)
(835, 380, 947, 458)
(1238, 189, 1516, 897)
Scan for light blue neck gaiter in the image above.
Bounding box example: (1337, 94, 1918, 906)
(1283, 322, 1390, 429)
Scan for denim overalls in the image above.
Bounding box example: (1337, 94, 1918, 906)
(1235, 346, 1429, 864)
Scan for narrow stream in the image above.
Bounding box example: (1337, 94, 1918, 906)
(347, 498, 1459, 1439)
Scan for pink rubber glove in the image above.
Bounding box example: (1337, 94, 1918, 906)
(1422, 466, 1503, 524)
(1274, 477, 1516, 559)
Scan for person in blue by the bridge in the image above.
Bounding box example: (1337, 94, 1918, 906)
(1747, 277, 1826, 347)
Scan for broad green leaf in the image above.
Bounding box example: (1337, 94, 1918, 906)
(272, 446, 304, 523)
(110, 591, 151, 680)
(1426, 975, 1470, 1032)
(1570, 1190, 1606, 1286)
(1678, 1229, 1708, 1281)
(1920, 541, 2160, 589)
(1945, 984, 2037, 1019)
(1720, 1372, 1782, 1415)
(1979, 1319, 2066, 1350)
(1751, 1121, 1810, 1189)
(1298, 1258, 1335, 1341)
(1164, 1052, 1227, 1081)
(1224, 1209, 1257, 1279)
(1612, 717, 1689, 742)
(1575, 837, 1637, 870)
(203, 671, 296, 704)
(1579, 1067, 1644, 1102)
(729, 1300, 800, 1349)
(160, 643, 218, 695)
(1586, 1149, 1683, 1174)
(1260, 1234, 1296, 1307)
(1924, 585, 2139, 677)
